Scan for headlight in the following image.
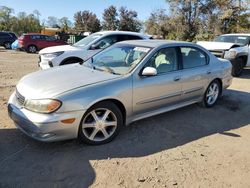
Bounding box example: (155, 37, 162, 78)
(224, 50, 237, 59)
(42, 51, 64, 58)
(24, 99, 62, 113)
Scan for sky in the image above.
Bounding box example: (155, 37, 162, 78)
(0, 0, 169, 22)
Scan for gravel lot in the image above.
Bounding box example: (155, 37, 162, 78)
(0, 48, 250, 188)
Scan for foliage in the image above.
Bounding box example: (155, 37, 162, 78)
(59, 17, 73, 31)
(145, 9, 173, 39)
(118, 7, 142, 32)
(145, 0, 250, 41)
(46, 16, 59, 28)
(102, 5, 119, 30)
(74, 10, 101, 33)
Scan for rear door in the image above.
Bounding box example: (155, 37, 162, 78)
(30, 35, 44, 50)
(179, 46, 210, 102)
(44, 35, 59, 48)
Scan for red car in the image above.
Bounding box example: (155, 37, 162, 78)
(18, 33, 67, 53)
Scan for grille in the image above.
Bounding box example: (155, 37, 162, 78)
(209, 50, 224, 58)
(15, 89, 25, 106)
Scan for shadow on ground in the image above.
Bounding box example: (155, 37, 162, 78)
(240, 68, 250, 79)
(0, 89, 250, 187)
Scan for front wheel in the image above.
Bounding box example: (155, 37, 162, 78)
(201, 80, 221, 108)
(231, 58, 244, 77)
(78, 101, 123, 145)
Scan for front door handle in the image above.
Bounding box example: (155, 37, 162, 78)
(207, 71, 211, 74)
(174, 76, 181, 81)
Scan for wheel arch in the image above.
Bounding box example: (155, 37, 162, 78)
(60, 57, 83, 65)
(211, 78, 223, 96)
(238, 55, 248, 67)
(27, 44, 38, 51)
(85, 98, 127, 126)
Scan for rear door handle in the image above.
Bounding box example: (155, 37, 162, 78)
(207, 71, 211, 74)
(174, 76, 181, 81)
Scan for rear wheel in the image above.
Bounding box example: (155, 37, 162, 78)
(78, 101, 123, 145)
(4, 42, 11, 49)
(231, 58, 244, 77)
(201, 80, 221, 108)
(27, 45, 37, 53)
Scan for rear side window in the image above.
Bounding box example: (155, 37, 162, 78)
(181, 47, 208, 69)
(9, 33, 17, 39)
(31, 35, 41, 40)
(45, 36, 56, 41)
(94, 35, 118, 49)
(118, 35, 143, 41)
(0, 32, 10, 38)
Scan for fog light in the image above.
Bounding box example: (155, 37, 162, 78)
(48, 61, 53, 67)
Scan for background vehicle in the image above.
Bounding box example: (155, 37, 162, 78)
(38, 31, 150, 69)
(198, 34, 250, 77)
(0, 31, 17, 49)
(18, 33, 67, 53)
(8, 40, 232, 145)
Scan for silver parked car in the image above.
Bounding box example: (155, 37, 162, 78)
(8, 40, 232, 145)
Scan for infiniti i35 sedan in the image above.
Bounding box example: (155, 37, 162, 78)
(8, 40, 232, 145)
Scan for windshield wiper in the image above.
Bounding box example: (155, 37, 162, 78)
(95, 61, 119, 74)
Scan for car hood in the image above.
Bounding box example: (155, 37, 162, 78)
(197, 41, 236, 51)
(39, 45, 84, 54)
(17, 64, 122, 99)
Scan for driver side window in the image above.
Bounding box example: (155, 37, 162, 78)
(94, 35, 118, 49)
(146, 47, 178, 74)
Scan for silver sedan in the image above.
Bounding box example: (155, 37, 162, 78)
(8, 40, 232, 145)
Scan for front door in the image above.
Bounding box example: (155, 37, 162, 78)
(133, 47, 182, 116)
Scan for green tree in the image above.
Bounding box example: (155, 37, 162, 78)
(74, 10, 101, 32)
(166, 0, 201, 41)
(46, 16, 59, 28)
(118, 7, 141, 32)
(0, 6, 14, 30)
(59, 17, 72, 31)
(102, 5, 119, 30)
(145, 9, 172, 39)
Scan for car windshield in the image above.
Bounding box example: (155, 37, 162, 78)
(73, 33, 103, 47)
(84, 44, 151, 75)
(214, 35, 250, 46)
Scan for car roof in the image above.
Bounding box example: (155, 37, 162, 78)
(221, 33, 250, 37)
(96, 30, 149, 38)
(0, 31, 15, 34)
(117, 40, 193, 48)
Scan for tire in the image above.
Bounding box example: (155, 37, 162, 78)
(201, 80, 221, 108)
(78, 101, 123, 145)
(4, 42, 11, 49)
(231, 58, 244, 77)
(27, 45, 37, 53)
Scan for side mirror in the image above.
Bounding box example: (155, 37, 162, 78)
(90, 44, 99, 50)
(141, 67, 157, 76)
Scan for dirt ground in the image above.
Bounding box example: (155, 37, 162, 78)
(0, 48, 250, 188)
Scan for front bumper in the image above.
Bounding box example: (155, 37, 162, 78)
(38, 56, 54, 70)
(8, 94, 85, 142)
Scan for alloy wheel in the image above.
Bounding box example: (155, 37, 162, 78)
(81, 108, 118, 142)
(29, 46, 37, 53)
(206, 82, 219, 105)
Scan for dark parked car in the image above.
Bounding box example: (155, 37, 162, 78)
(0, 31, 17, 49)
(18, 33, 68, 53)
